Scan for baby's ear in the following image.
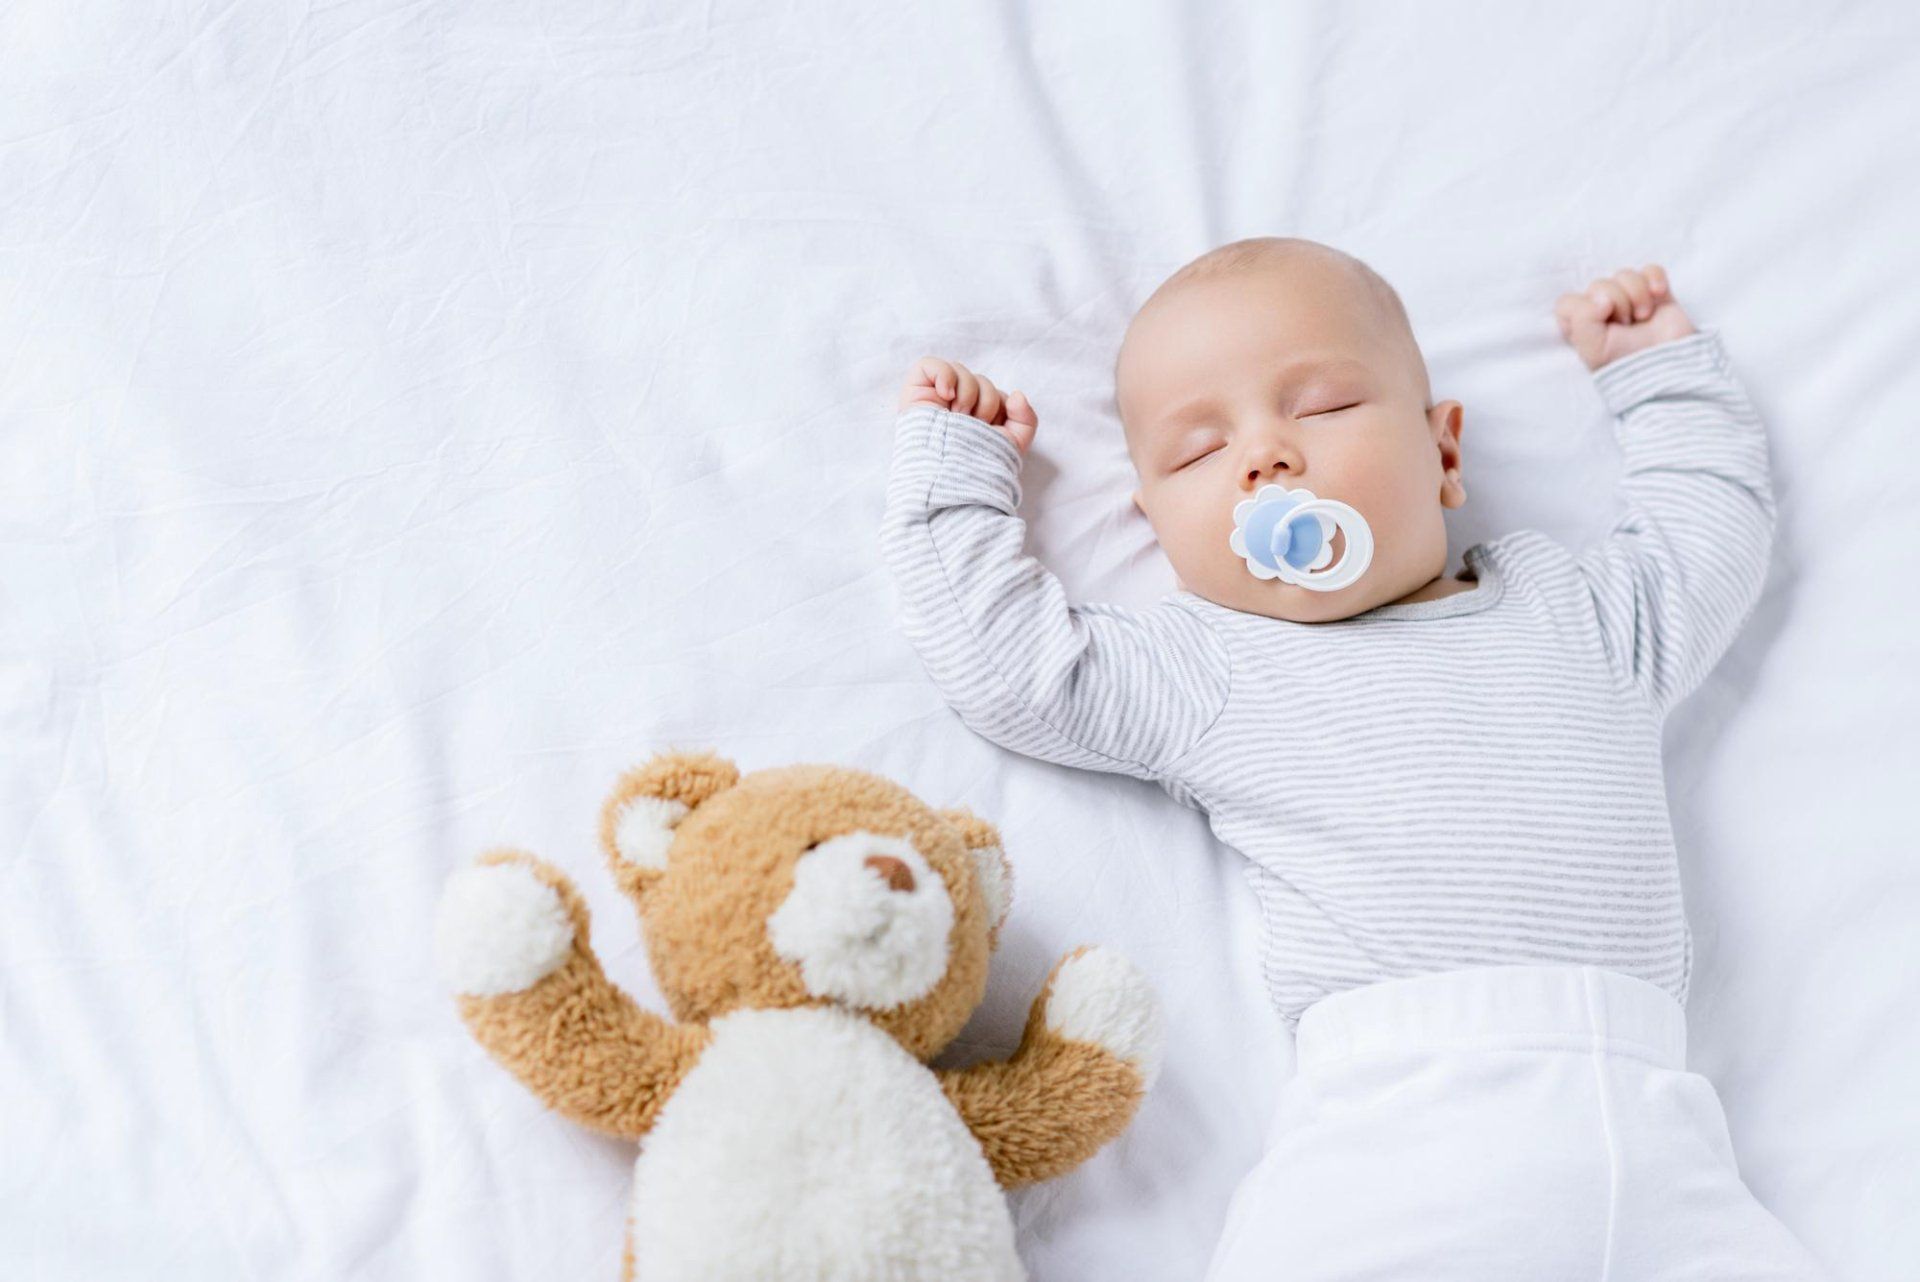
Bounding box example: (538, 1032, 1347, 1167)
(600, 750, 740, 899)
(937, 807, 1014, 946)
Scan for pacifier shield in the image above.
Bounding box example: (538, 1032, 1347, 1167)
(1229, 485, 1373, 592)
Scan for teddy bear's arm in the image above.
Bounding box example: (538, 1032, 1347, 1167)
(437, 851, 710, 1141)
(939, 946, 1163, 1189)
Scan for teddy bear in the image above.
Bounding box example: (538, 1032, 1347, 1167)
(433, 750, 1164, 1281)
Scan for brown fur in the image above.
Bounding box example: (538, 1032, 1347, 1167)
(940, 948, 1149, 1189)
(447, 751, 1151, 1267)
(936, 806, 1013, 946)
(593, 759, 996, 1059)
(454, 850, 710, 1139)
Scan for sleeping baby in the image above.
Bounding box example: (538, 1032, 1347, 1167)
(881, 239, 1832, 1280)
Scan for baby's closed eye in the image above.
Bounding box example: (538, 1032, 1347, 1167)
(1175, 440, 1227, 470)
(1300, 401, 1361, 417)
(1293, 393, 1365, 418)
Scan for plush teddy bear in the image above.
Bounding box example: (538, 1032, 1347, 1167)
(433, 750, 1163, 1281)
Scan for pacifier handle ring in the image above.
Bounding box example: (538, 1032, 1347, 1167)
(1271, 497, 1372, 592)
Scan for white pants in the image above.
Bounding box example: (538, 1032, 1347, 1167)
(1205, 964, 1832, 1281)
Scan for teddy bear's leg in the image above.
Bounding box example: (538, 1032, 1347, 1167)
(435, 850, 710, 1140)
(939, 945, 1165, 1189)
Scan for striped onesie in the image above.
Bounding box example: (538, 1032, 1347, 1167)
(881, 330, 1771, 1026)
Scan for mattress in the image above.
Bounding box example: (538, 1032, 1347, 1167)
(4, 2, 1915, 1277)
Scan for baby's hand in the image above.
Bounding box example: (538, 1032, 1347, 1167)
(898, 356, 1039, 454)
(1554, 265, 1697, 372)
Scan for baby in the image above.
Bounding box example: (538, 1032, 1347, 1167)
(881, 239, 1831, 1279)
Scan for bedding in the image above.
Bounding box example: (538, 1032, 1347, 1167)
(4, 2, 1915, 1277)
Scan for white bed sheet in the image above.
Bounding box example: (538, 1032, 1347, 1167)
(4, 2, 1916, 1277)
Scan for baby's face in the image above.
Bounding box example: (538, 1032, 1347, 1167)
(1116, 257, 1464, 623)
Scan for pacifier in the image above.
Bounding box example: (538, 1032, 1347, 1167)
(1228, 484, 1374, 592)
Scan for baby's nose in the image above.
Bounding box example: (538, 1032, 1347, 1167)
(1243, 447, 1303, 489)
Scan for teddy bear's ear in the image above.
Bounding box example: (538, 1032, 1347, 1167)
(937, 807, 1013, 945)
(600, 750, 741, 896)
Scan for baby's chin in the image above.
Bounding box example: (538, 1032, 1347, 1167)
(1179, 568, 1395, 624)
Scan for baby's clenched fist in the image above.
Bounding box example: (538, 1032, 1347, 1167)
(1554, 265, 1696, 372)
(899, 356, 1039, 455)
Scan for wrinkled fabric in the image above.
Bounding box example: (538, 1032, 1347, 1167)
(2, 2, 1915, 1279)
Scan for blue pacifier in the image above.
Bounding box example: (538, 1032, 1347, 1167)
(1228, 485, 1374, 592)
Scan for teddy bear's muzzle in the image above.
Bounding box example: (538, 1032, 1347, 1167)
(766, 831, 955, 1010)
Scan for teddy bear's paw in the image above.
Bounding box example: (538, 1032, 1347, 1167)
(435, 861, 577, 997)
(1043, 946, 1166, 1089)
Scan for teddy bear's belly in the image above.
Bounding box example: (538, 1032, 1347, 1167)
(628, 1005, 1023, 1282)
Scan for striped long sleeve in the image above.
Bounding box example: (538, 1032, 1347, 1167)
(880, 405, 1230, 783)
(876, 335, 1771, 1027)
(1578, 329, 1775, 717)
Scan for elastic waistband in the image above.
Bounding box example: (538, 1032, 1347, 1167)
(1294, 964, 1687, 1072)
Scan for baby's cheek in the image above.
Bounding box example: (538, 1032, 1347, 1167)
(1374, 463, 1451, 566)
(1154, 486, 1237, 579)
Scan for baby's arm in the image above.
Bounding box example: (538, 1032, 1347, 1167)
(1555, 268, 1774, 717)
(881, 358, 1229, 782)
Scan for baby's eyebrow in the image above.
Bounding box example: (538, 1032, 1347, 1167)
(1154, 355, 1373, 429)
(1158, 394, 1224, 427)
(1279, 354, 1373, 384)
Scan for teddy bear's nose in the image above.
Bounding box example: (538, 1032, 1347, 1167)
(862, 853, 916, 893)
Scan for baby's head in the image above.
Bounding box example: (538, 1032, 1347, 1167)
(1116, 238, 1465, 623)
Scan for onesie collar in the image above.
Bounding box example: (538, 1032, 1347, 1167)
(1349, 543, 1505, 622)
(1173, 543, 1504, 627)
